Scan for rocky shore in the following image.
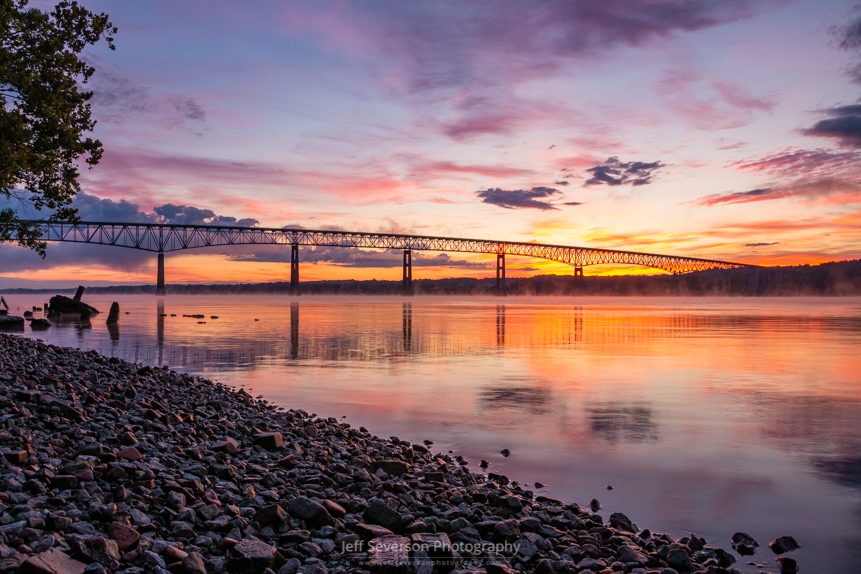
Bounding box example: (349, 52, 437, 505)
(1, 333, 757, 574)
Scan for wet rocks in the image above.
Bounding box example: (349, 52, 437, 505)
(770, 535, 800, 554)
(0, 315, 24, 331)
(1, 332, 763, 574)
(731, 531, 758, 555)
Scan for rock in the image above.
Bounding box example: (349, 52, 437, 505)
(253, 432, 284, 450)
(374, 460, 409, 476)
(666, 547, 693, 572)
(288, 496, 333, 528)
(0, 315, 25, 331)
(47, 295, 99, 321)
(322, 499, 346, 518)
(1, 448, 29, 463)
(369, 535, 410, 574)
(182, 551, 208, 574)
(255, 504, 287, 526)
(618, 544, 648, 565)
(29, 318, 51, 330)
(731, 531, 758, 555)
(589, 498, 601, 511)
(212, 437, 240, 455)
(364, 500, 406, 531)
(227, 538, 277, 573)
(106, 302, 120, 325)
(777, 555, 799, 573)
(51, 475, 79, 490)
(107, 521, 140, 552)
(609, 512, 635, 532)
(78, 537, 121, 570)
(117, 446, 143, 461)
(500, 448, 511, 457)
(19, 548, 86, 574)
(354, 523, 395, 541)
(769, 536, 800, 555)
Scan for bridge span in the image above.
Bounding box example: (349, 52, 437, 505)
(16, 220, 756, 295)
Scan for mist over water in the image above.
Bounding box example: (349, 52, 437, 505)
(5, 294, 861, 573)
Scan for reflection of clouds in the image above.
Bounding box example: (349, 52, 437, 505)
(811, 457, 861, 488)
(586, 401, 659, 443)
(477, 380, 552, 416)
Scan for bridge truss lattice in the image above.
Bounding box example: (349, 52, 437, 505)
(24, 220, 751, 275)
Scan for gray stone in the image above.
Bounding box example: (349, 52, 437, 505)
(769, 535, 800, 555)
(288, 496, 333, 528)
(227, 538, 277, 573)
(19, 548, 86, 574)
(363, 500, 405, 531)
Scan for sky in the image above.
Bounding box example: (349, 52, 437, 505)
(2, 0, 861, 288)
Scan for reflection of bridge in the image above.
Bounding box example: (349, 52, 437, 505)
(21, 220, 756, 295)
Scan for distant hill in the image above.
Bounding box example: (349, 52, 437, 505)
(2, 260, 860, 296)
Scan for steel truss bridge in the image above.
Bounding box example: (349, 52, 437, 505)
(18, 220, 756, 295)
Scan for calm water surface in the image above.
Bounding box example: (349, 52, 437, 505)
(6, 294, 861, 573)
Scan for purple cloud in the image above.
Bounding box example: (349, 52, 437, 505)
(477, 187, 562, 210)
(584, 157, 664, 186)
(803, 105, 861, 148)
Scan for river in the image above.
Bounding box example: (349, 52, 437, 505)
(4, 293, 861, 573)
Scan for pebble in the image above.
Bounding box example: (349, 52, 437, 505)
(1, 333, 760, 574)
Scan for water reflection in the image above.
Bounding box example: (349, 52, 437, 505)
(9, 295, 861, 574)
(586, 401, 659, 443)
(477, 379, 552, 416)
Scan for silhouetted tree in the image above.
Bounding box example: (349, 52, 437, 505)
(1, 0, 115, 255)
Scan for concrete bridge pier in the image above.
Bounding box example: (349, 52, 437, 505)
(574, 265, 584, 277)
(156, 252, 166, 295)
(496, 252, 506, 296)
(402, 249, 414, 296)
(290, 244, 300, 295)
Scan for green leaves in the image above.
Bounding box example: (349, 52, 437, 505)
(1, 0, 115, 255)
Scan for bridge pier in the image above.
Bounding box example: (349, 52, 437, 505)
(156, 252, 166, 295)
(574, 265, 584, 277)
(403, 248, 413, 296)
(496, 252, 506, 296)
(290, 244, 300, 295)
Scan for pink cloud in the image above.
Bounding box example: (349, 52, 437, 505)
(727, 148, 861, 178)
(711, 82, 775, 112)
(693, 177, 861, 207)
(410, 161, 535, 182)
(656, 70, 775, 130)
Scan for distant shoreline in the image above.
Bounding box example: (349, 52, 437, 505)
(2, 258, 860, 297)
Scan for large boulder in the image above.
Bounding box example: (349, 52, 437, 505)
(0, 315, 24, 331)
(47, 295, 99, 321)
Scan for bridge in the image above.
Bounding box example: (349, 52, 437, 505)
(15, 220, 756, 295)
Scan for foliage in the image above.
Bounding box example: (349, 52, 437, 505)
(1, 0, 115, 256)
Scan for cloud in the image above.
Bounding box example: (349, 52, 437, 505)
(693, 177, 861, 207)
(359, 0, 762, 95)
(803, 105, 861, 148)
(728, 148, 861, 178)
(836, 15, 861, 50)
(711, 82, 775, 112)
(410, 161, 535, 181)
(171, 98, 206, 121)
(0, 193, 260, 272)
(89, 69, 207, 130)
(563, 201, 583, 206)
(584, 157, 664, 186)
(152, 204, 258, 227)
(477, 187, 562, 210)
(744, 242, 779, 247)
